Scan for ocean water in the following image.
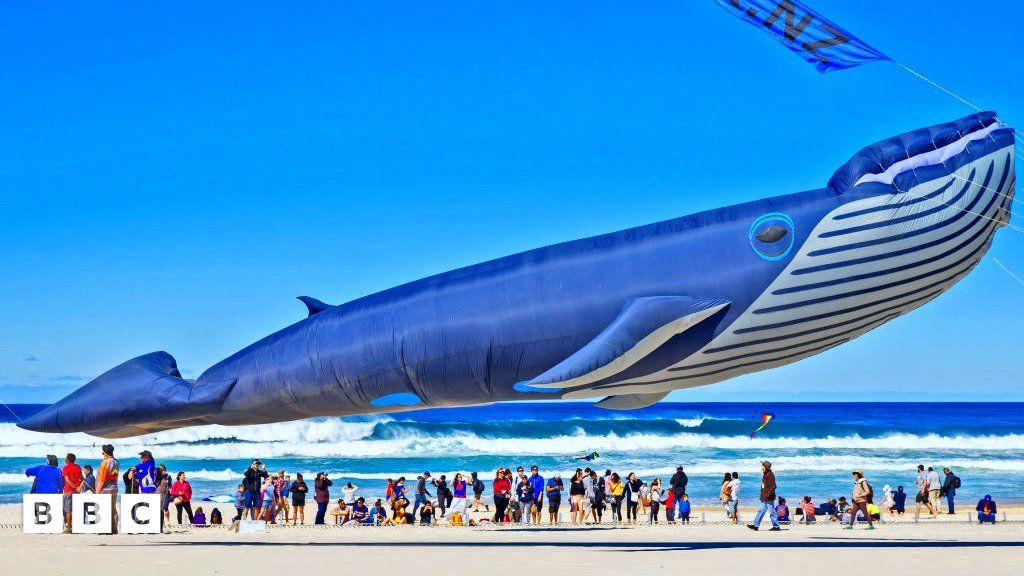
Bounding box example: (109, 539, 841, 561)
(2, 402, 1021, 506)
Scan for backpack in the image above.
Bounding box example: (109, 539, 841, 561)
(473, 479, 484, 493)
(865, 482, 874, 501)
(953, 476, 961, 489)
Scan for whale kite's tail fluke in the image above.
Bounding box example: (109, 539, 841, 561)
(17, 352, 236, 438)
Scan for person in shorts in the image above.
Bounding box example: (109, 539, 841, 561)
(61, 454, 84, 533)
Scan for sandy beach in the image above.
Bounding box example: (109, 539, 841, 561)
(3, 503, 1022, 575)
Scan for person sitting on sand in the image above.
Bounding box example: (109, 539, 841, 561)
(371, 499, 394, 526)
(192, 507, 207, 526)
(976, 495, 997, 524)
(775, 497, 790, 523)
(210, 508, 223, 525)
(800, 496, 816, 523)
(892, 486, 907, 515)
(419, 499, 434, 525)
(330, 499, 350, 525)
(348, 497, 370, 525)
(392, 496, 412, 525)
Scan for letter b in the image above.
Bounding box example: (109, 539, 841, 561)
(34, 502, 51, 524)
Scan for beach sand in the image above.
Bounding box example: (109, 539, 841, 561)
(2, 503, 1022, 575)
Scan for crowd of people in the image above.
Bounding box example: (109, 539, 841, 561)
(24, 445, 1002, 532)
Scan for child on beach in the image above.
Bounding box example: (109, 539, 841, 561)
(192, 507, 207, 526)
(678, 494, 691, 524)
(775, 497, 790, 523)
(233, 484, 245, 522)
(82, 465, 96, 493)
(419, 500, 434, 525)
(800, 496, 816, 523)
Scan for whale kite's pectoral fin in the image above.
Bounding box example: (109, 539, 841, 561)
(524, 296, 730, 390)
(16, 352, 236, 437)
(595, 391, 670, 410)
(297, 296, 334, 317)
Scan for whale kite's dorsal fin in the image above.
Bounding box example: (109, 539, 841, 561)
(595, 391, 669, 410)
(297, 296, 334, 317)
(521, 296, 730, 391)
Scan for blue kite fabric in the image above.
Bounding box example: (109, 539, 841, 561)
(19, 113, 1015, 438)
(713, 0, 889, 73)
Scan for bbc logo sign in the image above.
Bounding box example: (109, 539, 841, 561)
(23, 494, 162, 534)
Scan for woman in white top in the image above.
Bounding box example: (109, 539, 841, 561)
(881, 485, 895, 515)
(342, 482, 358, 504)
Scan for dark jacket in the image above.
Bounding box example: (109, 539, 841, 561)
(314, 476, 332, 503)
(759, 469, 776, 502)
(415, 476, 432, 496)
(243, 467, 268, 493)
(940, 473, 956, 496)
(670, 471, 688, 496)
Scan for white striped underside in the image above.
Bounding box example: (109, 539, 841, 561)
(565, 145, 1015, 400)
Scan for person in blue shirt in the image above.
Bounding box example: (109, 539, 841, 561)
(82, 465, 96, 493)
(131, 450, 157, 493)
(892, 486, 907, 515)
(25, 455, 63, 494)
(529, 466, 545, 524)
(976, 495, 997, 524)
(545, 473, 564, 524)
(678, 493, 692, 523)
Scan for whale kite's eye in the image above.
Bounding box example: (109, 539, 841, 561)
(749, 213, 795, 261)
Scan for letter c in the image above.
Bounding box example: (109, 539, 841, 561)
(132, 502, 150, 525)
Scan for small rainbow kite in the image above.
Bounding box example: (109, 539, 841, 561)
(749, 413, 774, 438)
(577, 451, 600, 462)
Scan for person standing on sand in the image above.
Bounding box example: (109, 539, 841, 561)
(242, 459, 268, 520)
(746, 461, 780, 531)
(314, 471, 332, 525)
(569, 470, 586, 525)
(846, 470, 875, 530)
(546, 473, 563, 524)
(449, 472, 469, 520)
(926, 467, 941, 518)
(529, 466, 545, 524)
(170, 471, 194, 525)
(914, 464, 934, 519)
(290, 473, 308, 525)
(96, 444, 120, 533)
(470, 472, 489, 512)
(670, 466, 688, 523)
(278, 473, 291, 523)
(940, 467, 958, 514)
(61, 454, 83, 533)
(516, 474, 534, 524)
(492, 469, 511, 523)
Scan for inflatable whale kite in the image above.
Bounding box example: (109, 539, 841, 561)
(21, 112, 1015, 437)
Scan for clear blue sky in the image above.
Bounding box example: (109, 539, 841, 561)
(2, 1, 1022, 403)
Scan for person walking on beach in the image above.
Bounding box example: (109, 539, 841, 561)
(492, 468, 511, 523)
(170, 471, 194, 525)
(926, 466, 941, 518)
(746, 461, 780, 531)
(470, 472, 488, 512)
(96, 444, 120, 533)
(314, 472, 332, 525)
(290, 473, 308, 525)
(412, 472, 431, 517)
(914, 464, 934, 519)
(727, 472, 741, 524)
(847, 470, 875, 530)
(941, 467, 958, 514)
(670, 466, 688, 523)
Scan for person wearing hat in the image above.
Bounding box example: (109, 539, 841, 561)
(747, 460, 781, 531)
(131, 450, 157, 494)
(545, 472, 564, 524)
(848, 470, 875, 530)
(413, 471, 432, 517)
(670, 466, 688, 523)
(242, 459, 269, 520)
